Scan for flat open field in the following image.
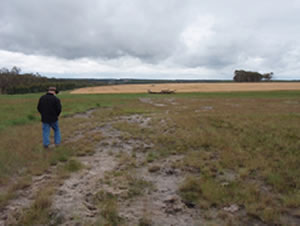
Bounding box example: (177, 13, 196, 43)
(71, 82, 300, 94)
(0, 91, 300, 225)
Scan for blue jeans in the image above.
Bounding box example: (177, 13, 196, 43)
(42, 121, 61, 147)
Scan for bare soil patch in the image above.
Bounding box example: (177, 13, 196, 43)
(71, 82, 300, 94)
(0, 109, 201, 225)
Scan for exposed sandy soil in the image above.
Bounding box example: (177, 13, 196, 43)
(0, 110, 202, 226)
(71, 82, 300, 94)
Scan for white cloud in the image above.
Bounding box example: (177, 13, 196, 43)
(0, 0, 299, 80)
(181, 15, 215, 53)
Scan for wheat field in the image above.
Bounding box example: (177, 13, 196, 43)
(71, 82, 300, 94)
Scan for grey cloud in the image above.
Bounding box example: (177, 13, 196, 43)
(0, 0, 190, 62)
(0, 0, 300, 79)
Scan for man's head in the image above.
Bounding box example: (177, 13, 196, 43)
(48, 87, 59, 94)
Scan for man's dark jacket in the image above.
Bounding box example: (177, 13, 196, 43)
(37, 93, 62, 123)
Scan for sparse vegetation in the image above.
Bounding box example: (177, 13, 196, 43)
(93, 190, 123, 226)
(64, 159, 83, 172)
(0, 90, 299, 225)
(16, 186, 54, 226)
(138, 216, 153, 226)
(127, 176, 153, 199)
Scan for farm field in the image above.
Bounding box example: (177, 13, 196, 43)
(0, 90, 299, 225)
(71, 82, 300, 94)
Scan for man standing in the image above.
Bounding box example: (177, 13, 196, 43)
(37, 87, 62, 148)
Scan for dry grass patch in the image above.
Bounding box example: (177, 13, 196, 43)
(93, 190, 123, 226)
(71, 82, 300, 94)
(16, 186, 54, 226)
(127, 175, 154, 199)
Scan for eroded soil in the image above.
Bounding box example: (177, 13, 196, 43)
(0, 109, 201, 226)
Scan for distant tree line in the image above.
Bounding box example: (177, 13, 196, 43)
(0, 66, 106, 94)
(233, 70, 273, 82)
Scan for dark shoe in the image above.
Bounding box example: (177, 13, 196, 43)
(43, 145, 49, 149)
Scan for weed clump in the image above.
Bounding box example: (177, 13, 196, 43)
(64, 159, 83, 172)
(94, 191, 123, 226)
(127, 176, 153, 198)
(17, 187, 54, 225)
(179, 176, 202, 208)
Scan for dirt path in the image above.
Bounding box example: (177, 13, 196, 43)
(50, 114, 201, 225)
(0, 110, 201, 226)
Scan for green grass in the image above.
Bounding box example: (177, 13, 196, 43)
(177, 90, 300, 99)
(1, 90, 299, 131)
(0, 90, 299, 225)
(142, 94, 299, 224)
(0, 92, 133, 131)
(64, 159, 83, 172)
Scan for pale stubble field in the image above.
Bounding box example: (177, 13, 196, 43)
(71, 82, 300, 94)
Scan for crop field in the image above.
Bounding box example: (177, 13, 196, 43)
(71, 82, 300, 94)
(0, 90, 300, 225)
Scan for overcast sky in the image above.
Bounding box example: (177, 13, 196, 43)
(0, 0, 300, 80)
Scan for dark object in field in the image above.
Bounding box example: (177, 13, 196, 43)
(148, 89, 176, 94)
(233, 70, 273, 82)
(182, 200, 196, 208)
